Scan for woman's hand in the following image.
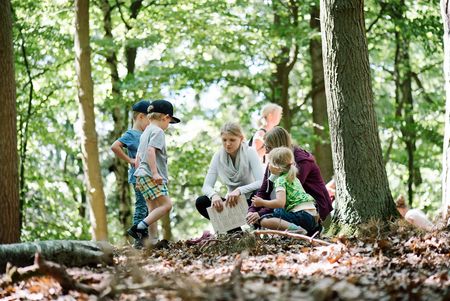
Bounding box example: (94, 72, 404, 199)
(212, 195, 224, 212)
(226, 188, 241, 207)
(246, 212, 260, 225)
(251, 196, 264, 207)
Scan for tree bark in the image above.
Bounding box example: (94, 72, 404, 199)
(74, 0, 108, 240)
(0, 240, 114, 273)
(0, 0, 20, 244)
(101, 0, 131, 238)
(441, 0, 450, 220)
(320, 0, 398, 229)
(310, 3, 333, 182)
(161, 213, 172, 240)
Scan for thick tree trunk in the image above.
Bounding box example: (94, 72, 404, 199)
(0, 0, 20, 244)
(74, 0, 108, 240)
(310, 3, 333, 182)
(0, 240, 114, 273)
(320, 0, 397, 229)
(441, 0, 450, 221)
(101, 0, 131, 237)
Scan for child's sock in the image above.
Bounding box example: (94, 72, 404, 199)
(137, 220, 149, 230)
(287, 223, 300, 231)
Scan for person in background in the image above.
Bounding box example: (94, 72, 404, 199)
(249, 103, 283, 163)
(396, 195, 435, 231)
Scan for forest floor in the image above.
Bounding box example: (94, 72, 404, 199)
(1, 220, 449, 301)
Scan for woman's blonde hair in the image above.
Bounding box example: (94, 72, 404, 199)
(258, 103, 283, 127)
(268, 147, 297, 182)
(220, 121, 244, 139)
(264, 126, 293, 150)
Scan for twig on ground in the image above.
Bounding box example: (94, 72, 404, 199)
(254, 230, 333, 246)
(1, 253, 107, 295)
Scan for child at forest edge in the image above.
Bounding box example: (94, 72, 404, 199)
(127, 100, 180, 246)
(249, 103, 283, 163)
(251, 147, 319, 236)
(111, 100, 157, 248)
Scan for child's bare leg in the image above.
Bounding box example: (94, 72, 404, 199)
(260, 218, 291, 230)
(143, 195, 172, 226)
(146, 202, 159, 239)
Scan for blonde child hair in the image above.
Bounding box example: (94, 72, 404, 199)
(147, 112, 166, 121)
(268, 147, 298, 182)
(258, 103, 283, 127)
(264, 126, 293, 150)
(220, 121, 245, 139)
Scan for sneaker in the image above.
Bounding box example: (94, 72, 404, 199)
(127, 224, 148, 240)
(133, 238, 144, 249)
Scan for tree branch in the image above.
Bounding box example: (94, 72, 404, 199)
(366, 2, 388, 33)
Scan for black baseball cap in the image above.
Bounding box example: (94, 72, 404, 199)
(148, 100, 181, 124)
(131, 100, 151, 113)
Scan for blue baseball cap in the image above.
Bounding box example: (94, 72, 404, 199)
(132, 100, 151, 113)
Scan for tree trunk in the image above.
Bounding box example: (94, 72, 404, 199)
(74, 0, 108, 240)
(101, 0, 131, 238)
(0, 0, 20, 244)
(310, 3, 333, 182)
(392, 1, 419, 206)
(441, 0, 450, 221)
(269, 0, 299, 132)
(0, 240, 114, 273)
(161, 213, 172, 240)
(320, 0, 397, 231)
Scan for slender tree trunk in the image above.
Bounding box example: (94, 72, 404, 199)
(0, 0, 20, 244)
(270, 0, 299, 132)
(101, 0, 131, 237)
(392, 1, 420, 206)
(441, 0, 450, 221)
(310, 3, 333, 182)
(161, 213, 172, 240)
(74, 0, 108, 240)
(320, 0, 397, 230)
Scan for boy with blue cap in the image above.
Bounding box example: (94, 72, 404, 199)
(111, 100, 158, 248)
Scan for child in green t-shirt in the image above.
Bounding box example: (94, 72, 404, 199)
(251, 147, 319, 236)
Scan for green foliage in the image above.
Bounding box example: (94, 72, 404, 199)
(13, 0, 446, 242)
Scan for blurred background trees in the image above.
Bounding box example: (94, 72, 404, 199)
(11, 0, 444, 243)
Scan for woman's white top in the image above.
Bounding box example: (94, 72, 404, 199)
(202, 143, 264, 199)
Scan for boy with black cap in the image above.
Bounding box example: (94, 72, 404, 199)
(111, 100, 157, 248)
(128, 100, 180, 246)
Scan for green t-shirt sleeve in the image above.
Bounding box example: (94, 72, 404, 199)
(274, 176, 287, 192)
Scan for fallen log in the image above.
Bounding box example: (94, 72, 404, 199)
(0, 240, 114, 273)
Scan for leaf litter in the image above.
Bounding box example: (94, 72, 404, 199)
(1, 222, 449, 301)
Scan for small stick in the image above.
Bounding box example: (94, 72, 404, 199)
(2, 253, 103, 295)
(254, 230, 332, 246)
